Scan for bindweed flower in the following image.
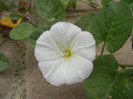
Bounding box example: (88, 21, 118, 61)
(34, 22, 96, 86)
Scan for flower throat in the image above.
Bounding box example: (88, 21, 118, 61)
(62, 49, 72, 58)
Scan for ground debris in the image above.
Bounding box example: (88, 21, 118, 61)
(3, 41, 27, 99)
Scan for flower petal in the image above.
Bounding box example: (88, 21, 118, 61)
(72, 45, 96, 61)
(35, 44, 61, 62)
(50, 22, 81, 49)
(38, 58, 62, 79)
(36, 31, 60, 50)
(66, 59, 83, 85)
(67, 55, 93, 83)
(35, 30, 62, 61)
(69, 31, 95, 50)
(39, 58, 68, 86)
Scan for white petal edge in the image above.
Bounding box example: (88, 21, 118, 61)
(72, 45, 96, 62)
(50, 22, 81, 49)
(38, 58, 62, 78)
(34, 44, 61, 62)
(66, 55, 93, 84)
(39, 58, 68, 86)
(65, 58, 83, 85)
(36, 31, 60, 50)
(69, 31, 96, 50)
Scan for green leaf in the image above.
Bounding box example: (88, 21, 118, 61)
(129, 2, 133, 11)
(91, 2, 133, 53)
(70, 0, 76, 8)
(30, 25, 51, 48)
(121, 0, 133, 12)
(59, 0, 70, 8)
(84, 54, 133, 99)
(0, 52, 9, 72)
(9, 23, 35, 40)
(9, 13, 24, 20)
(35, 0, 65, 23)
(89, 0, 95, 3)
(75, 13, 94, 31)
(132, 36, 133, 50)
(101, 0, 113, 7)
(121, 0, 133, 4)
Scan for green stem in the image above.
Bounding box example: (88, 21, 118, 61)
(119, 64, 133, 67)
(100, 42, 106, 56)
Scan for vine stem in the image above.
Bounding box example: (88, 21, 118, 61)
(100, 42, 106, 56)
(119, 64, 133, 67)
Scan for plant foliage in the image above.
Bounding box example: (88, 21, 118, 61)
(9, 23, 35, 40)
(0, 52, 9, 72)
(35, 0, 65, 23)
(75, 13, 94, 31)
(84, 54, 133, 99)
(6, 0, 133, 98)
(30, 25, 51, 48)
(91, 2, 133, 53)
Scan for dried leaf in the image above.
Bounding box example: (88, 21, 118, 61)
(16, 18, 22, 25)
(0, 17, 22, 28)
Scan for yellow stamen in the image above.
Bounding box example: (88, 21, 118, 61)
(62, 49, 72, 58)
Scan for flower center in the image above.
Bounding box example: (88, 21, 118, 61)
(61, 49, 72, 58)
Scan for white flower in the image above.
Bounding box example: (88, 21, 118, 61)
(34, 22, 96, 86)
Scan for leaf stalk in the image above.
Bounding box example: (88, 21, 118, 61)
(119, 64, 133, 67)
(100, 42, 106, 56)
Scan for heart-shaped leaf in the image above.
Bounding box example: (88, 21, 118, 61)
(35, 0, 65, 23)
(101, 0, 113, 7)
(91, 2, 133, 53)
(75, 13, 94, 31)
(0, 52, 9, 72)
(9, 23, 35, 40)
(84, 54, 133, 99)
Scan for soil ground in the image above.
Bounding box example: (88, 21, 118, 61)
(0, 1, 133, 99)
